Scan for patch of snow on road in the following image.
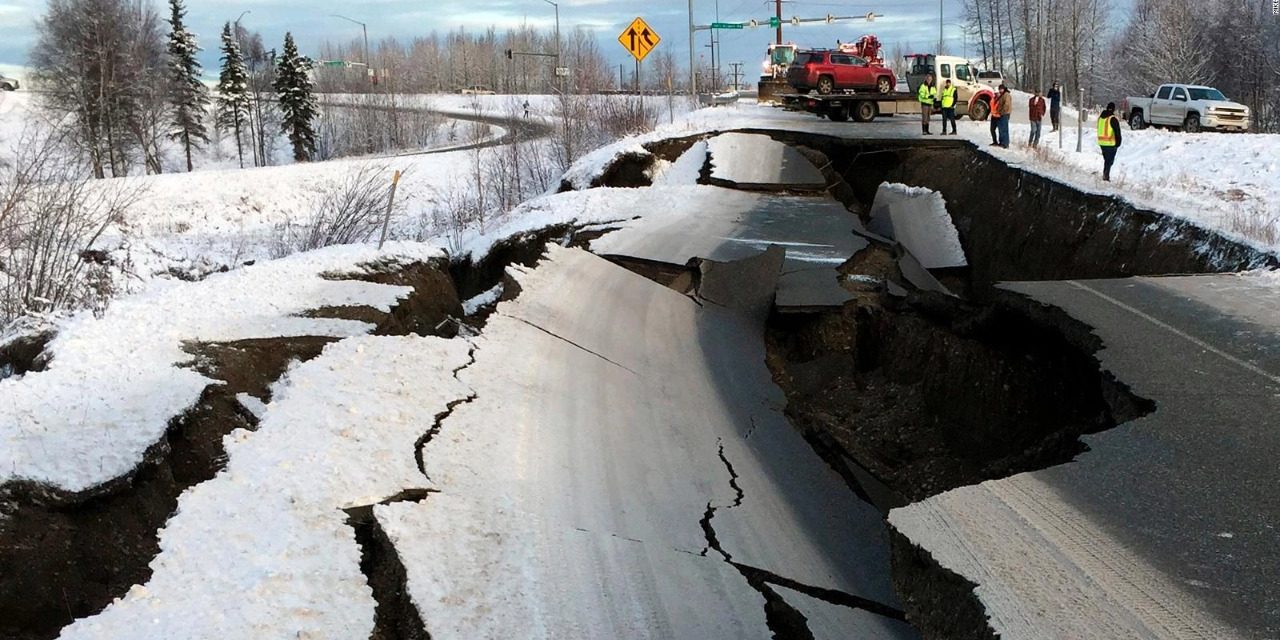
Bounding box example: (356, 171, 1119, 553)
(651, 140, 707, 186)
(0, 241, 442, 494)
(60, 335, 473, 640)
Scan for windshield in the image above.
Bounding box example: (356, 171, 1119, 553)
(1187, 87, 1227, 101)
(771, 47, 796, 66)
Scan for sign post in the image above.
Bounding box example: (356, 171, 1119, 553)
(618, 17, 660, 105)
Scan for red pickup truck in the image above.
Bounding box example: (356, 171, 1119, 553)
(786, 50, 896, 95)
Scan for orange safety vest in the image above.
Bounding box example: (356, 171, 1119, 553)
(1097, 115, 1117, 147)
(989, 93, 1000, 118)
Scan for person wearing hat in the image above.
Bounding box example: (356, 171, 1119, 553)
(1097, 102, 1123, 181)
(1047, 81, 1062, 131)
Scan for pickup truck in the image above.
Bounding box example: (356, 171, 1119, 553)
(0, 73, 18, 91)
(1123, 83, 1251, 132)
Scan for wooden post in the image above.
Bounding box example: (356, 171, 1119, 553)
(378, 169, 403, 250)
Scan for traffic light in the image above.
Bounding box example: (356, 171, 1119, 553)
(505, 49, 513, 60)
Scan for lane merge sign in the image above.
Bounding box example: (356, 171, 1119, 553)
(618, 17, 660, 62)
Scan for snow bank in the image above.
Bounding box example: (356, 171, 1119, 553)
(651, 140, 708, 186)
(60, 335, 473, 640)
(0, 241, 442, 494)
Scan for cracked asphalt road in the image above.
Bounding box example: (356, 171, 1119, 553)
(378, 245, 915, 639)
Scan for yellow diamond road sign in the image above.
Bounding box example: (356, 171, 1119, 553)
(618, 17, 660, 62)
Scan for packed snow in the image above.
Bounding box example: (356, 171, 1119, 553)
(59, 334, 473, 640)
(0, 242, 442, 493)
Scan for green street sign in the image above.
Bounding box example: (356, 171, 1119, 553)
(769, 16, 781, 27)
(321, 60, 346, 68)
(711, 22, 744, 29)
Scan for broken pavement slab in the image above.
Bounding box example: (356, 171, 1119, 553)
(590, 189, 868, 309)
(411, 246, 911, 638)
(706, 132, 827, 192)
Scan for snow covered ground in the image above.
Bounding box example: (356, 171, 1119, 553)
(0, 242, 441, 493)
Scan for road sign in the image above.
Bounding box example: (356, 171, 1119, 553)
(711, 22, 744, 29)
(769, 16, 781, 28)
(618, 16, 660, 62)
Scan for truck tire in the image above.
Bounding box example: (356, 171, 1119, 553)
(828, 107, 849, 122)
(876, 77, 892, 94)
(853, 101, 878, 123)
(968, 98, 990, 121)
(1183, 113, 1201, 133)
(1128, 111, 1146, 130)
(0, 83, 14, 92)
(817, 76, 835, 95)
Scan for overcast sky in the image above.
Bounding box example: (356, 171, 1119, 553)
(0, 0, 974, 81)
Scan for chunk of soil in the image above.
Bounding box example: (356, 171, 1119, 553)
(323, 259, 464, 338)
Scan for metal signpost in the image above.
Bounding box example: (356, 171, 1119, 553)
(618, 17, 661, 99)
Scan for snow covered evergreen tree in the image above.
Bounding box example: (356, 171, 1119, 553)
(166, 0, 209, 172)
(217, 22, 251, 168)
(274, 32, 318, 162)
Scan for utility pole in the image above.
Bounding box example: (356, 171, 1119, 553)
(688, 0, 697, 96)
(729, 62, 742, 91)
(775, 0, 783, 45)
(938, 0, 943, 55)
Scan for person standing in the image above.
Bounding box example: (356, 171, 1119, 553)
(917, 73, 938, 135)
(940, 79, 958, 135)
(1047, 81, 1062, 131)
(988, 91, 1001, 145)
(996, 84, 1012, 148)
(1028, 89, 1046, 147)
(1097, 102, 1123, 181)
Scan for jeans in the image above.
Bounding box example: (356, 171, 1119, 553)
(1029, 120, 1042, 146)
(1101, 146, 1118, 180)
(997, 116, 1010, 148)
(941, 107, 957, 133)
(1050, 107, 1061, 130)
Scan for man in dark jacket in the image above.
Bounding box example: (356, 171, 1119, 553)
(1047, 81, 1062, 131)
(995, 85, 1012, 148)
(1097, 102, 1123, 181)
(1028, 89, 1046, 147)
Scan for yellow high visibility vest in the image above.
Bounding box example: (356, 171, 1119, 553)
(940, 86, 956, 108)
(1097, 116, 1117, 147)
(917, 83, 936, 105)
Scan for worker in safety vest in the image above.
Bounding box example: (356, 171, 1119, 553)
(988, 91, 1000, 145)
(1097, 101, 1123, 181)
(918, 74, 938, 135)
(939, 80, 958, 135)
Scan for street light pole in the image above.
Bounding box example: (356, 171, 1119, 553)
(543, 0, 561, 91)
(938, 0, 944, 55)
(331, 14, 369, 68)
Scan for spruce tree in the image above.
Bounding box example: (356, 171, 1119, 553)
(165, 0, 209, 172)
(216, 22, 251, 168)
(274, 32, 318, 162)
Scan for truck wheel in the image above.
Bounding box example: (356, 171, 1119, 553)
(853, 101, 878, 122)
(1128, 111, 1146, 130)
(817, 76, 835, 95)
(828, 107, 849, 122)
(876, 77, 892, 94)
(968, 99, 990, 121)
(1183, 114, 1200, 133)
(0, 83, 13, 92)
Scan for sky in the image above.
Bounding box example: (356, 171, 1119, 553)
(0, 0, 976, 83)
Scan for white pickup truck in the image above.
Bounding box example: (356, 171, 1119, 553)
(1123, 83, 1250, 132)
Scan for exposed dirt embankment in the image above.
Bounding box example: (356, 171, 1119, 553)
(0, 259, 460, 640)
